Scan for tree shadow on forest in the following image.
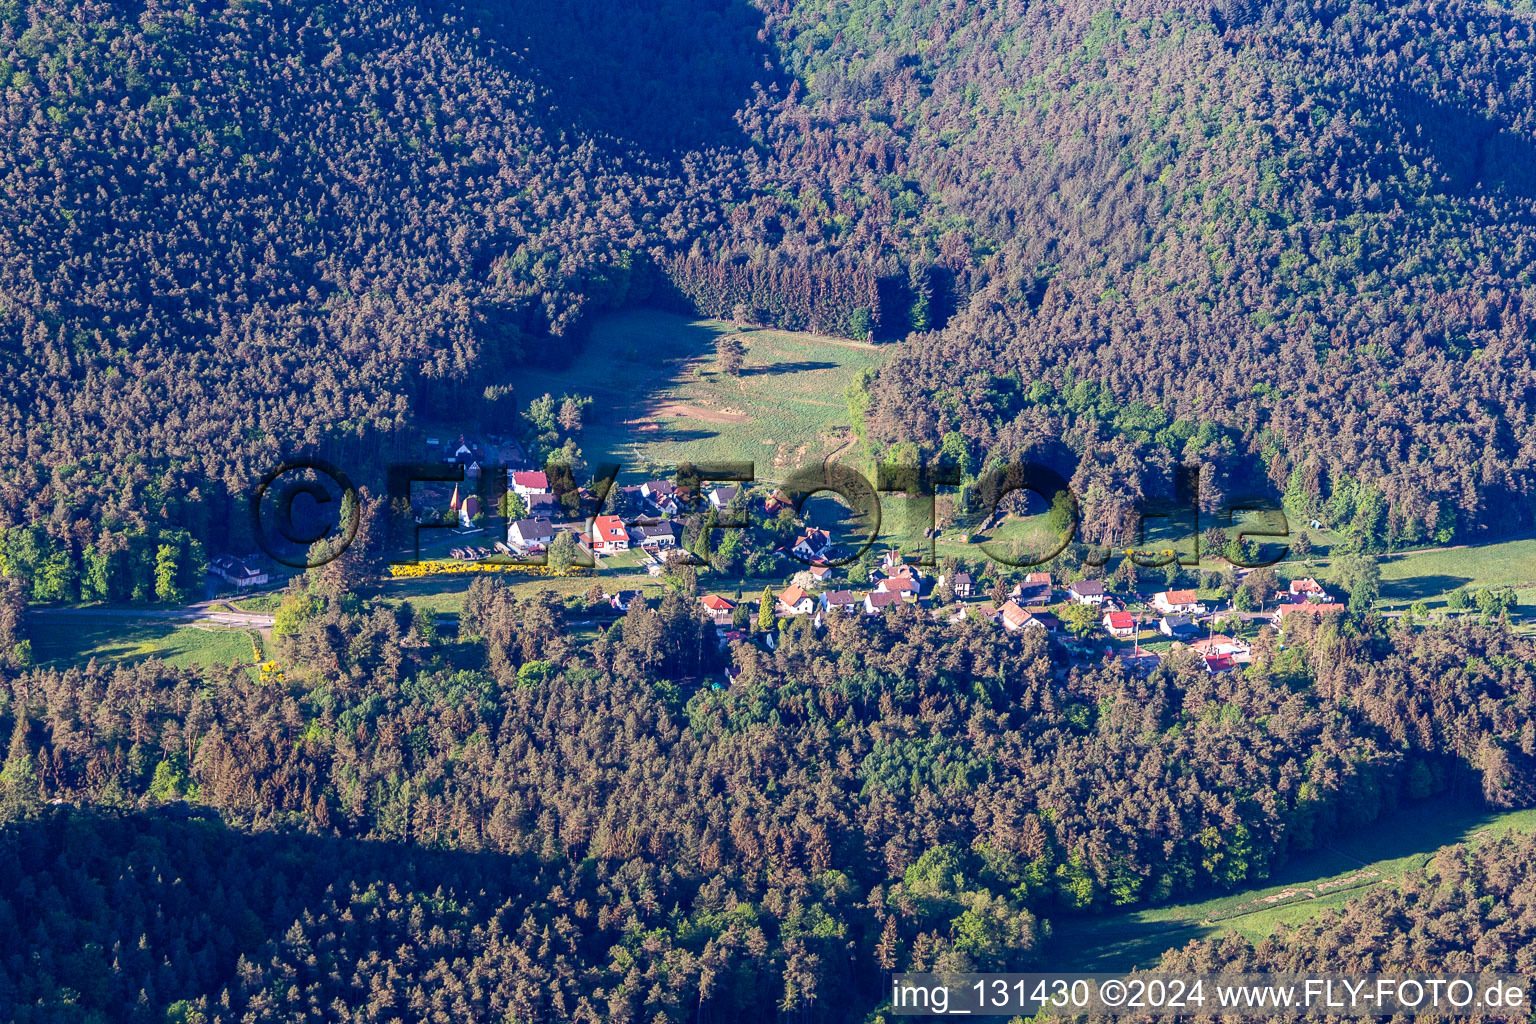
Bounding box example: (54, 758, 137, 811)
(0, 805, 559, 1022)
(439, 0, 786, 153)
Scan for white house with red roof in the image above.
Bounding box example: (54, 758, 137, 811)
(1276, 601, 1346, 627)
(1000, 600, 1040, 631)
(778, 585, 815, 616)
(700, 594, 735, 626)
(591, 515, 629, 554)
(876, 576, 920, 599)
(1151, 589, 1203, 615)
(510, 470, 551, 500)
(1102, 610, 1139, 638)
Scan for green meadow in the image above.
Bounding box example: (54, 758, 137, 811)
(34, 617, 256, 671)
(513, 308, 884, 483)
(1045, 797, 1536, 972)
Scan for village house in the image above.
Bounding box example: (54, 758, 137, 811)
(1152, 589, 1204, 615)
(1000, 600, 1050, 632)
(526, 492, 560, 519)
(508, 517, 556, 551)
(1203, 653, 1237, 674)
(1190, 634, 1252, 662)
(1102, 610, 1139, 638)
(640, 480, 682, 516)
(778, 585, 816, 616)
(1275, 601, 1346, 627)
(792, 528, 832, 562)
(1067, 580, 1107, 605)
(444, 434, 485, 478)
(876, 576, 920, 600)
(864, 590, 903, 615)
(939, 571, 973, 599)
(631, 521, 681, 550)
(700, 594, 735, 626)
(1029, 611, 1061, 633)
(210, 553, 270, 589)
(1287, 578, 1332, 601)
(1159, 614, 1199, 639)
(1010, 577, 1052, 607)
(708, 485, 739, 510)
(510, 470, 551, 500)
(591, 515, 630, 554)
(806, 564, 833, 584)
(821, 590, 862, 614)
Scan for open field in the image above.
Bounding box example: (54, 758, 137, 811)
(1046, 797, 1536, 972)
(34, 618, 256, 670)
(1373, 536, 1536, 609)
(512, 309, 884, 483)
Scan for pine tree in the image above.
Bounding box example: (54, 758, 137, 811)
(1, 714, 38, 812)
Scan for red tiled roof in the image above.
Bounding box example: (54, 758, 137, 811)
(512, 470, 549, 489)
(1105, 611, 1137, 629)
(1158, 589, 1199, 605)
(779, 585, 810, 606)
(701, 594, 734, 611)
(593, 515, 627, 543)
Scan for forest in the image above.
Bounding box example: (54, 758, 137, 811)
(5, 0, 1536, 601)
(4, 0, 1536, 1018)
(2, 572, 1535, 1020)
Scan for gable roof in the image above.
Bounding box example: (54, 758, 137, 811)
(511, 470, 549, 490)
(509, 517, 555, 541)
(1000, 600, 1031, 627)
(1104, 611, 1138, 629)
(1069, 579, 1105, 596)
(593, 515, 627, 544)
(865, 590, 903, 608)
(823, 589, 861, 606)
(1157, 589, 1199, 605)
(700, 594, 734, 612)
(1025, 571, 1052, 584)
(779, 585, 811, 606)
(877, 576, 919, 594)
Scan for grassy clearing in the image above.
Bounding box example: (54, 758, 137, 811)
(1372, 537, 1536, 608)
(35, 618, 255, 670)
(1045, 796, 1536, 972)
(513, 309, 883, 483)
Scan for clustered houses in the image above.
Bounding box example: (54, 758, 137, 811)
(511, 475, 1345, 679)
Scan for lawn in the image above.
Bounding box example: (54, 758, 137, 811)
(512, 309, 884, 485)
(1372, 536, 1536, 609)
(1045, 796, 1536, 972)
(35, 618, 256, 670)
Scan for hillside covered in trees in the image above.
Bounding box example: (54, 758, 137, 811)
(1, 579, 1535, 1020)
(5, 0, 1536, 600)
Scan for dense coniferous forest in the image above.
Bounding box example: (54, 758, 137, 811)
(2, 585, 1535, 1019)
(5, 0, 1536, 1019)
(5, 0, 1536, 593)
